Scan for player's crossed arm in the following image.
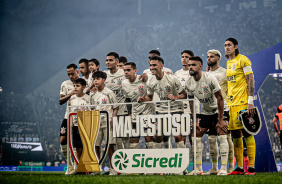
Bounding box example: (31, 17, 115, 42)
(137, 94, 153, 103)
(59, 89, 76, 105)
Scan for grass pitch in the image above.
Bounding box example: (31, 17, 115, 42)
(1, 172, 282, 184)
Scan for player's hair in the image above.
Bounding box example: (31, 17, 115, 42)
(149, 50, 161, 56)
(119, 56, 128, 64)
(73, 78, 86, 86)
(89, 58, 100, 71)
(66, 64, 78, 70)
(278, 104, 282, 112)
(150, 56, 164, 64)
(79, 58, 89, 66)
(189, 56, 203, 65)
(207, 49, 221, 58)
(92, 71, 107, 80)
(181, 50, 194, 57)
(124, 62, 136, 70)
(107, 52, 119, 59)
(225, 37, 240, 59)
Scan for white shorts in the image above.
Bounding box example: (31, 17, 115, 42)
(95, 127, 116, 146)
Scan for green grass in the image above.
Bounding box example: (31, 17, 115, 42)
(1, 172, 282, 184)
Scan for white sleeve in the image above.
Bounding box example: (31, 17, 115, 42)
(209, 74, 221, 93)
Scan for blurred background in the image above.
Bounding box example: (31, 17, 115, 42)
(0, 0, 282, 171)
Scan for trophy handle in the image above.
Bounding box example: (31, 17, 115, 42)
(98, 111, 109, 165)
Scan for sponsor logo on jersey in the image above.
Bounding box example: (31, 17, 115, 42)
(138, 86, 144, 93)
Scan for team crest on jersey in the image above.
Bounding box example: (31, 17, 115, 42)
(248, 117, 255, 124)
(165, 86, 171, 93)
(80, 103, 87, 111)
(60, 127, 66, 134)
(101, 99, 107, 104)
(138, 86, 144, 93)
(232, 64, 236, 71)
(117, 79, 123, 85)
(202, 86, 209, 94)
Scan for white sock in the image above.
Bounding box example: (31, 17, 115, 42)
(208, 135, 218, 170)
(146, 141, 154, 149)
(192, 137, 202, 171)
(218, 135, 229, 171)
(130, 143, 139, 149)
(153, 142, 162, 149)
(163, 141, 169, 148)
(227, 133, 234, 170)
(176, 141, 185, 148)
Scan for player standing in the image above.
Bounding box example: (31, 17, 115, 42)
(272, 104, 282, 146)
(183, 56, 228, 175)
(137, 56, 186, 151)
(68, 78, 91, 174)
(225, 38, 256, 175)
(86, 58, 100, 93)
(122, 62, 155, 149)
(78, 58, 91, 92)
(207, 50, 235, 174)
(104, 52, 129, 150)
(59, 64, 79, 175)
(90, 71, 119, 175)
(117, 56, 128, 70)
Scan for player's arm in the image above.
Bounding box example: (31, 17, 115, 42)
(138, 73, 148, 83)
(125, 98, 132, 115)
(272, 117, 280, 137)
(244, 67, 255, 116)
(214, 90, 228, 132)
(188, 95, 194, 117)
(167, 89, 187, 100)
(111, 106, 119, 130)
(137, 94, 153, 102)
(59, 90, 75, 105)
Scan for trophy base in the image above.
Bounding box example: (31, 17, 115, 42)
(77, 162, 100, 172)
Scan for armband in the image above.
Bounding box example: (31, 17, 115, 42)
(248, 96, 254, 105)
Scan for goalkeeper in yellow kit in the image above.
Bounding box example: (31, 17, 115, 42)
(224, 38, 256, 175)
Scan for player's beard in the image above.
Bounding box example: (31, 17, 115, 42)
(189, 70, 198, 76)
(207, 61, 217, 67)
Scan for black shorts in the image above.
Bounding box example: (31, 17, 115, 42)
(60, 119, 68, 136)
(197, 113, 218, 135)
(223, 111, 230, 121)
(72, 126, 83, 148)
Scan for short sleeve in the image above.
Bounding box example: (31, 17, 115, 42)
(173, 77, 184, 94)
(60, 82, 67, 96)
(209, 74, 221, 93)
(147, 81, 154, 96)
(109, 91, 119, 109)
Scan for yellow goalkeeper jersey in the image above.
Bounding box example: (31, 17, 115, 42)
(226, 54, 253, 106)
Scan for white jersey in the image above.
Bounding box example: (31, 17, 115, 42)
(68, 94, 91, 126)
(90, 87, 118, 128)
(60, 80, 74, 119)
(185, 72, 221, 115)
(147, 72, 184, 113)
(174, 69, 200, 113)
(87, 72, 94, 89)
(208, 67, 229, 111)
(122, 75, 155, 121)
(104, 69, 127, 115)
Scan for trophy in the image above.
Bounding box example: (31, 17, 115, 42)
(76, 110, 109, 172)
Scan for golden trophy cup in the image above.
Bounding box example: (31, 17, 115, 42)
(76, 110, 104, 172)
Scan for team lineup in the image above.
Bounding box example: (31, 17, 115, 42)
(58, 38, 257, 176)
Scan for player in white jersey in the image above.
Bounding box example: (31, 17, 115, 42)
(78, 58, 91, 92)
(122, 62, 155, 150)
(137, 56, 187, 151)
(142, 50, 173, 148)
(86, 58, 100, 93)
(104, 52, 130, 150)
(68, 78, 91, 174)
(117, 56, 127, 70)
(183, 56, 228, 175)
(59, 64, 79, 175)
(175, 50, 200, 149)
(206, 50, 235, 174)
(90, 71, 119, 175)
